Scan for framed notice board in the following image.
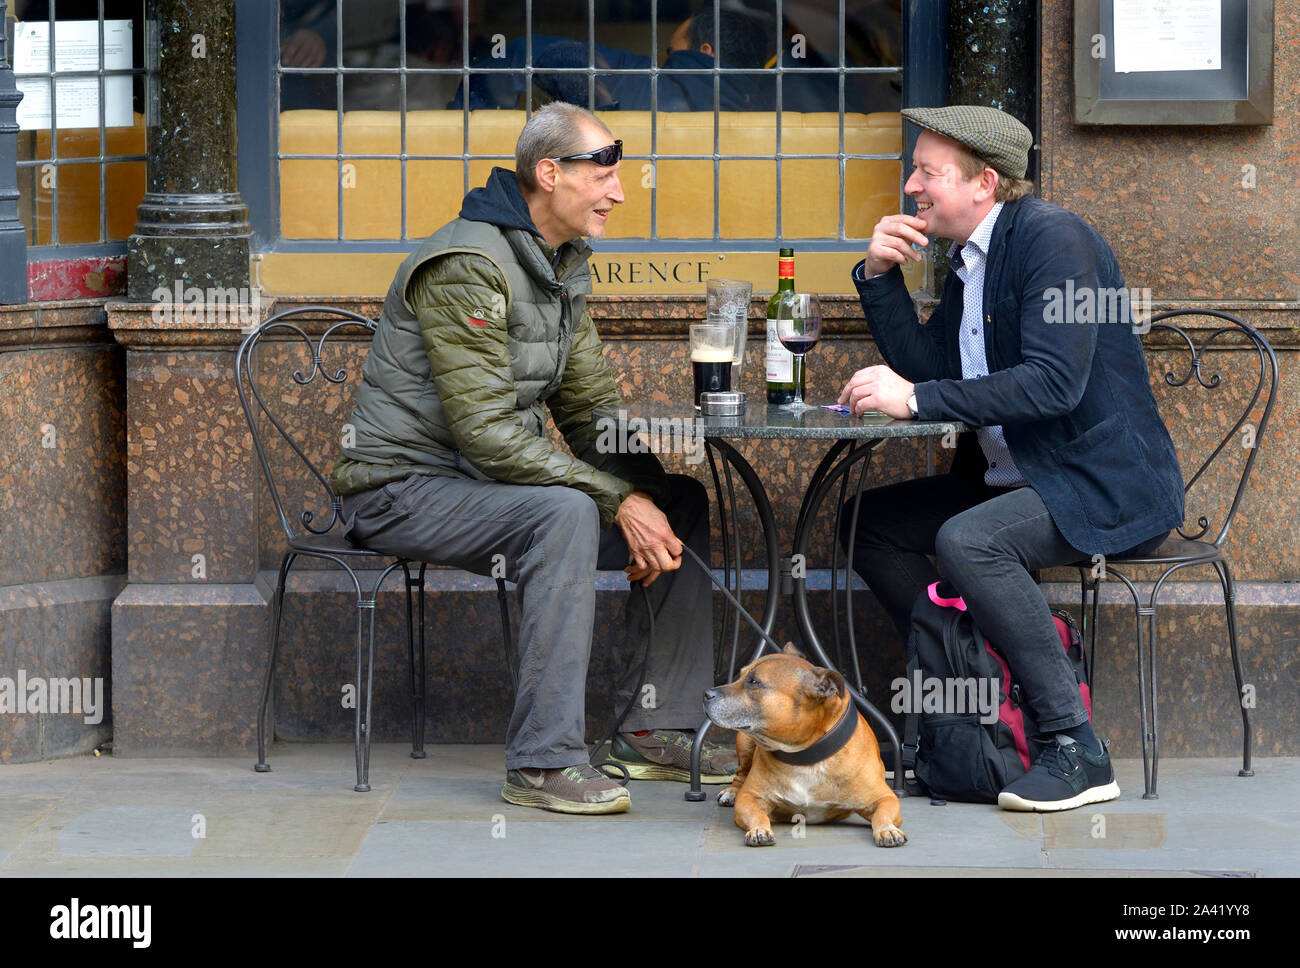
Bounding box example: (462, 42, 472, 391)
(1074, 0, 1274, 124)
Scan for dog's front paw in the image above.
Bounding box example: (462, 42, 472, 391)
(717, 786, 737, 807)
(872, 823, 907, 847)
(744, 826, 776, 847)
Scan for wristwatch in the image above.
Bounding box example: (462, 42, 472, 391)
(906, 393, 919, 419)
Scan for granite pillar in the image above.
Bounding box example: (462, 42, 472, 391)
(112, 0, 261, 756)
(947, 0, 1037, 145)
(127, 0, 250, 299)
(934, 1, 1038, 288)
(107, 305, 266, 756)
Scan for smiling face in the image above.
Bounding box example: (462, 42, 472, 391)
(528, 119, 625, 248)
(904, 129, 997, 245)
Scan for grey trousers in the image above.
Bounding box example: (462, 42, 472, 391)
(341, 473, 714, 770)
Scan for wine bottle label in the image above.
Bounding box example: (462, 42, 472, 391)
(766, 320, 794, 382)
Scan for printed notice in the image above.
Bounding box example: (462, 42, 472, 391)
(1113, 0, 1221, 74)
(13, 19, 134, 129)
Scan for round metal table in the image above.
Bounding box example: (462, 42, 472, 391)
(618, 403, 966, 799)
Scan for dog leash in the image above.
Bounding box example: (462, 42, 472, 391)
(678, 542, 787, 656)
(591, 543, 789, 783)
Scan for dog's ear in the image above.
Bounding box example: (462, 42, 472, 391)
(782, 641, 806, 658)
(802, 667, 846, 703)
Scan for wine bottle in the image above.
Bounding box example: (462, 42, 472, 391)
(765, 248, 803, 404)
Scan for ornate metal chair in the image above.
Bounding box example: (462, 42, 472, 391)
(237, 306, 514, 792)
(1076, 309, 1278, 799)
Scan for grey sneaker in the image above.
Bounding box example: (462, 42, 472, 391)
(501, 763, 631, 815)
(609, 730, 738, 783)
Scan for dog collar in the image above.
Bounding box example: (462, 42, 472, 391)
(771, 700, 857, 766)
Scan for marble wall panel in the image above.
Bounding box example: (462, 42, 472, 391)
(125, 351, 257, 584)
(1039, 6, 1298, 300)
(0, 345, 126, 587)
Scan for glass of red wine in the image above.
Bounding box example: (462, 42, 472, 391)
(776, 293, 822, 412)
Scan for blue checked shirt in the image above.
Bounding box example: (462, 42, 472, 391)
(949, 202, 1025, 488)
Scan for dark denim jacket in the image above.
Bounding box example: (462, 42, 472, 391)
(855, 195, 1184, 555)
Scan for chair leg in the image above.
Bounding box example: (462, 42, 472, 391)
(686, 716, 713, 802)
(415, 563, 428, 757)
(256, 552, 296, 773)
(497, 578, 517, 691)
(354, 592, 381, 793)
(1107, 569, 1156, 799)
(403, 562, 427, 759)
(1213, 558, 1254, 777)
(1079, 570, 1101, 707)
(1140, 596, 1160, 799)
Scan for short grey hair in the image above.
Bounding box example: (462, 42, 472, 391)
(515, 102, 613, 193)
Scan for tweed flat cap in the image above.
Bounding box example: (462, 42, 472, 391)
(902, 105, 1032, 179)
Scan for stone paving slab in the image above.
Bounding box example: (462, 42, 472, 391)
(0, 744, 1296, 877)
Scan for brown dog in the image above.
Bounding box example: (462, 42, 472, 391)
(704, 645, 906, 847)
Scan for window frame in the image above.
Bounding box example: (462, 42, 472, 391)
(11, 0, 149, 259)
(236, 0, 945, 256)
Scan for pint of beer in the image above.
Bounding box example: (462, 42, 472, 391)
(689, 323, 733, 405)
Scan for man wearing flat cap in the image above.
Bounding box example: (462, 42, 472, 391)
(838, 105, 1184, 811)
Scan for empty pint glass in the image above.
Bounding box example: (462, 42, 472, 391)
(690, 323, 734, 405)
(706, 278, 752, 381)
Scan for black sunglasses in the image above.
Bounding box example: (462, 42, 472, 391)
(550, 140, 623, 167)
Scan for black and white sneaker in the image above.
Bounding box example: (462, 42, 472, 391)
(997, 735, 1120, 812)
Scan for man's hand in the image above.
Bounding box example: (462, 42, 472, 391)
(865, 214, 929, 277)
(613, 490, 683, 586)
(839, 365, 915, 419)
(281, 28, 327, 68)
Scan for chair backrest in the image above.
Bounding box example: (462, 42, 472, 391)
(235, 306, 376, 543)
(1146, 309, 1279, 548)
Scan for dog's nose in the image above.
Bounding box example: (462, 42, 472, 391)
(704, 689, 719, 703)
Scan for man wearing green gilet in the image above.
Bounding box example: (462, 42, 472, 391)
(331, 103, 734, 814)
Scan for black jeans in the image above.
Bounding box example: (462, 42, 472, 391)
(840, 474, 1166, 734)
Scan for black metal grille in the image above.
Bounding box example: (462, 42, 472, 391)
(12, 0, 148, 248)
(275, 0, 903, 244)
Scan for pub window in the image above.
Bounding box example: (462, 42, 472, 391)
(275, 0, 903, 246)
(11, 0, 147, 249)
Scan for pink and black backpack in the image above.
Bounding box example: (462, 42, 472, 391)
(900, 581, 1091, 803)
